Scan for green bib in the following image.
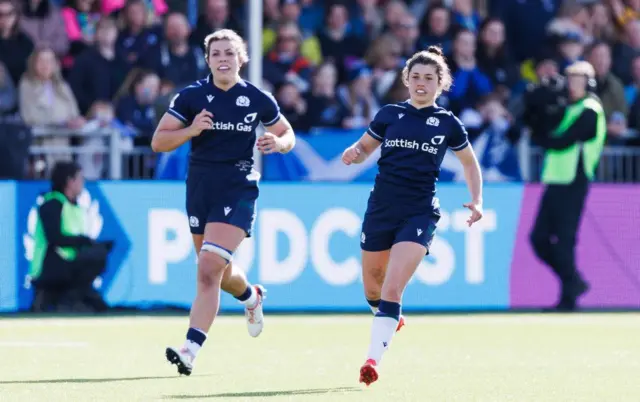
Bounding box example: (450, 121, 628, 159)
(541, 97, 606, 184)
(29, 192, 86, 279)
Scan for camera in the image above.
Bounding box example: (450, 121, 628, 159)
(523, 75, 568, 144)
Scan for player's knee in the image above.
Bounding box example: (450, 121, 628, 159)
(364, 265, 385, 285)
(364, 288, 381, 301)
(197, 251, 229, 286)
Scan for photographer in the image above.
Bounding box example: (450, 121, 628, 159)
(528, 61, 606, 312)
(29, 161, 113, 313)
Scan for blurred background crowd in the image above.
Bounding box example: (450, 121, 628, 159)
(0, 0, 638, 180)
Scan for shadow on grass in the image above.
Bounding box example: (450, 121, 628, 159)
(0, 375, 202, 384)
(164, 386, 361, 399)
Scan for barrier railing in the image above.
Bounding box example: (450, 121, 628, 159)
(29, 126, 123, 179)
(121, 146, 157, 179)
(23, 126, 640, 182)
(524, 145, 640, 183)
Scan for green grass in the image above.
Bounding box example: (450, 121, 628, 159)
(0, 314, 639, 401)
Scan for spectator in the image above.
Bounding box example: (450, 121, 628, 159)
(445, 28, 493, 114)
(275, 80, 308, 131)
(69, 16, 128, 115)
(297, 0, 325, 35)
(349, 0, 384, 40)
(102, 0, 168, 23)
(381, 0, 407, 32)
(262, 0, 322, 65)
(381, 71, 409, 104)
(451, 0, 482, 33)
(0, 61, 16, 116)
(19, 48, 85, 168)
(263, 22, 313, 93)
(317, 3, 367, 81)
(304, 62, 347, 130)
(0, 0, 35, 85)
(19, 48, 84, 129)
(586, 41, 628, 136)
(609, 0, 639, 32)
(389, 12, 418, 59)
(492, 0, 558, 62)
(29, 160, 111, 313)
(612, 19, 640, 84)
(555, 32, 585, 72)
(625, 53, 640, 106)
(458, 94, 522, 181)
(364, 33, 402, 102)
(61, 0, 103, 70)
(476, 17, 519, 101)
(546, 0, 590, 45)
(77, 100, 116, 179)
(153, 78, 176, 126)
(588, 2, 616, 44)
(114, 69, 160, 146)
(419, 4, 453, 56)
(115, 0, 161, 69)
(20, 0, 69, 59)
(190, 0, 242, 52)
(139, 12, 207, 88)
(337, 64, 378, 130)
(263, 0, 281, 24)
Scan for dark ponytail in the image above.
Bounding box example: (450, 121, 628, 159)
(425, 45, 445, 58)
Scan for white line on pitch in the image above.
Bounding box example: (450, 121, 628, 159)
(0, 341, 89, 347)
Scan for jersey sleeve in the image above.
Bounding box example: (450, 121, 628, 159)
(448, 115, 470, 151)
(167, 89, 194, 126)
(259, 90, 281, 127)
(366, 107, 389, 142)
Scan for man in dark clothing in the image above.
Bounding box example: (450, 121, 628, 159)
(29, 161, 113, 313)
(68, 17, 128, 115)
(139, 12, 207, 89)
(528, 61, 606, 312)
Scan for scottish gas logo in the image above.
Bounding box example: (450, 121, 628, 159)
(384, 135, 444, 155)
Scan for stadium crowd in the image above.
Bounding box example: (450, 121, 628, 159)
(0, 0, 639, 180)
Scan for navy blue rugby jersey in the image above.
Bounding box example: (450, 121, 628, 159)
(367, 101, 469, 202)
(167, 74, 281, 167)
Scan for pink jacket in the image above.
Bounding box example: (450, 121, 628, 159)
(101, 0, 168, 16)
(60, 7, 96, 42)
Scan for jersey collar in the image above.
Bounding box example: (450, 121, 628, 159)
(206, 74, 247, 93)
(405, 100, 438, 115)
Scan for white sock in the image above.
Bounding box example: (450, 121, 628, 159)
(183, 340, 201, 359)
(241, 286, 258, 307)
(366, 315, 398, 364)
(183, 328, 207, 359)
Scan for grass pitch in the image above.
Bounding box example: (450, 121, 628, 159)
(0, 313, 638, 402)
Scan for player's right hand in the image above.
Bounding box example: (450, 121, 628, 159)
(188, 109, 214, 136)
(341, 146, 361, 165)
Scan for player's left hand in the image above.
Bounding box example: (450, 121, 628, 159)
(463, 202, 483, 227)
(257, 133, 282, 154)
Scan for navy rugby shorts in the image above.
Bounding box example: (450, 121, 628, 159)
(185, 165, 258, 236)
(360, 195, 441, 253)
